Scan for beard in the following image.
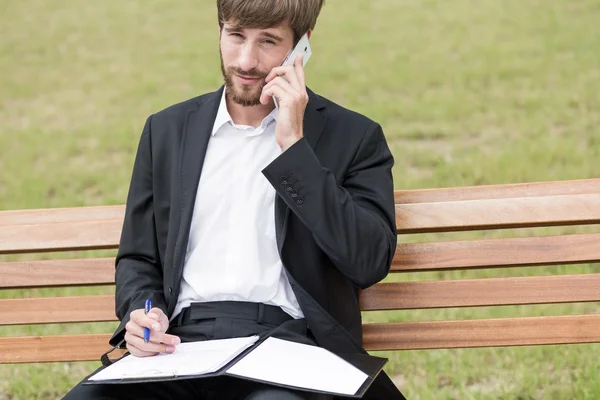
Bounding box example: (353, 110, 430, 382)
(220, 50, 269, 107)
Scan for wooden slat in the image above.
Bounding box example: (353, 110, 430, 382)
(362, 314, 600, 350)
(0, 295, 117, 325)
(3, 314, 599, 362)
(360, 274, 600, 311)
(395, 178, 600, 204)
(0, 205, 124, 226)
(396, 193, 600, 234)
(0, 258, 115, 289)
(391, 233, 600, 272)
(0, 220, 122, 254)
(0, 334, 123, 363)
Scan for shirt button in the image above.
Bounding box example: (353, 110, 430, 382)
(168, 287, 172, 293)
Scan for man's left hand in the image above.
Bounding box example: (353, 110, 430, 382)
(260, 54, 308, 151)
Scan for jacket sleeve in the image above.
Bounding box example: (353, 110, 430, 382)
(110, 115, 168, 347)
(262, 122, 397, 289)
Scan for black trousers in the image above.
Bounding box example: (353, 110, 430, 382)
(62, 302, 334, 400)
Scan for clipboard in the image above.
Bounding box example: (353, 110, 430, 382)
(83, 336, 387, 398)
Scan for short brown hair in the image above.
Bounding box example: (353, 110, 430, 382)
(217, 0, 325, 43)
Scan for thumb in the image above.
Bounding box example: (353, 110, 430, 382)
(149, 307, 170, 331)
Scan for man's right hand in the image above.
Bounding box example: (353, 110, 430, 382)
(124, 307, 181, 357)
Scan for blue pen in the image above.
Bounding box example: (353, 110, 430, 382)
(144, 299, 152, 343)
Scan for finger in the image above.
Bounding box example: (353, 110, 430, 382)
(261, 84, 289, 106)
(148, 307, 171, 331)
(264, 76, 298, 95)
(260, 77, 298, 105)
(265, 65, 289, 82)
(126, 341, 158, 358)
(293, 54, 306, 89)
(130, 309, 162, 332)
(147, 307, 168, 324)
(266, 65, 301, 91)
(125, 331, 176, 354)
(125, 321, 181, 345)
(144, 308, 171, 333)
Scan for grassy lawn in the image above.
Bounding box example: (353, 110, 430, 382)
(1, 0, 599, 398)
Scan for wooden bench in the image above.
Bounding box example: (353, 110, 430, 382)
(1, 178, 600, 365)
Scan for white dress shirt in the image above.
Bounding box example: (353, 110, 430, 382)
(173, 89, 304, 320)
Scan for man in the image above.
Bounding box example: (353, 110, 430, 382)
(64, 0, 405, 399)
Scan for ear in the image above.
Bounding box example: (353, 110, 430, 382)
(307, 29, 313, 40)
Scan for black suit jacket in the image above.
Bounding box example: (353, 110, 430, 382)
(110, 87, 404, 399)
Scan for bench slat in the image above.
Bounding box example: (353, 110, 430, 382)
(0, 221, 121, 254)
(362, 314, 600, 350)
(0, 233, 596, 289)
(0, 206, 124, 226)
(395, 178, 600, 204)
(3, 314, 599, 363)
(391, 233, 600, 272)
(396, 193, 600, 233)
(361, 274, 600, 310)
(0, 334, 123, 363)
(4, 271, 598, 323)
(0, 295, 117, 325)
(0, 258, 115, 289)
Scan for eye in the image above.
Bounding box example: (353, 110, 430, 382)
(262, 40, 276, 45)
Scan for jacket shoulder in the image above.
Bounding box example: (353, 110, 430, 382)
(151, 89, 221, 122)
(313, 93, 379, 132)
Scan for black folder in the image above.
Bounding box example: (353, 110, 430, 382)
(84, 336, 387, 398)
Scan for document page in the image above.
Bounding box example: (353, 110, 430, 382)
(226, 337, 369, 396)
(89, 335, 259, 381)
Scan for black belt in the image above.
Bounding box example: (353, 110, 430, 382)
(176, 301, 293, 327)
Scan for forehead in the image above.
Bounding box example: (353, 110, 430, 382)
(223, 21, 293, 36)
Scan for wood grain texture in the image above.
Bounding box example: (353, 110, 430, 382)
(396, 193, 600, 234)
(391, 233, 600, 272)
(395, 178, 600, 204)
(4, 314, 599, 362)
(0, 334, 123, 363)
(360, 274, 600, 311)
(0, 220, 122, 254)
(0, 258, 115, 288)
(0, 295, 118, 325)
(0, 206, 124, 226)
(362, 314, 600, 350)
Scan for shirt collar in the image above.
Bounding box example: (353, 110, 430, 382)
(211, 87, 278, 136)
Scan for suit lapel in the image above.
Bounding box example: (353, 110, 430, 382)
(172, 87, 223, 285)
(275, 89, 327, 253)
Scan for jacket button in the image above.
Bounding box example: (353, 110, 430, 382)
(295, 196, 304, 205)
(280, 177, 288, 185)
(285, 184, 293, 192)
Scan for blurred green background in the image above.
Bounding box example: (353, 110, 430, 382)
(1, 0, 599, 399)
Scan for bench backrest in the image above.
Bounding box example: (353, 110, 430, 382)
(1, 178, 599, 363)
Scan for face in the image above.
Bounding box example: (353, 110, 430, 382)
(220, 22, 294, 106)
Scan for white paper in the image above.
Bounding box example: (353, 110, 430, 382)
(89, 336, 259, 381)
(226, 337, 368, 396)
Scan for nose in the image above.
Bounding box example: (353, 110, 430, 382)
(237, 43, 259, 72)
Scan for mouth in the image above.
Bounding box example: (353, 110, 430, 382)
(234, 74, 261, 84)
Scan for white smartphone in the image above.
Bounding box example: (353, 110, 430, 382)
(273, 33, 312, 108)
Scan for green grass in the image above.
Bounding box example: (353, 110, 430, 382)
(1, 0, 600, 398)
